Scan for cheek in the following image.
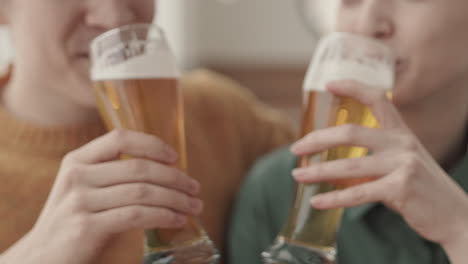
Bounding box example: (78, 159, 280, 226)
(335, 8, 354, 32)
(135, 0, 155, 23)
(394, 39, 468, 106)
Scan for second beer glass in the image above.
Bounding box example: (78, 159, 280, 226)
(262, 32, 395, 264)
(90, 24, 219, 264)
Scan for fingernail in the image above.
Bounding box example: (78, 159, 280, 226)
(290, 142, 303, 153)
(310, 196, 324, 208)
(165, 145, 178, 162)
(175, 214, 187, 226)
(190, 199, 203, 214)
(292, 168, 307, 179)
(188, 179, 201, 194)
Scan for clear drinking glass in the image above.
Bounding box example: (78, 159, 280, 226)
(90, 24, 219, 264)
(262, 32, 395, 264)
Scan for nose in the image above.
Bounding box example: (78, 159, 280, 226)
(349, 1, 394, 40)
(86, 0, 136, 31)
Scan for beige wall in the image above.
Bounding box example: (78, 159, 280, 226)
(0, 1, 339, 71)
(0, 28, 11, 74)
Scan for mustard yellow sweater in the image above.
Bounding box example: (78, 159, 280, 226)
(0, 69, 295, 263)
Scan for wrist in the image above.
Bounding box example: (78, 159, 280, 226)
(442, 231, 468, 264)
(440, 211, 468, 264)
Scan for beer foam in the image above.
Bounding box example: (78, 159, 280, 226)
(92, 51, 180, 81)
(303, 60, 394, 92)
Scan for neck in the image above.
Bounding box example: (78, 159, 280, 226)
(1, 68, 100, 127)
(398, 83, 468, 170)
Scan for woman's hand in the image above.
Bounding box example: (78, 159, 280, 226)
(291, 80, 468, 262)
(1, 129, 202, 264)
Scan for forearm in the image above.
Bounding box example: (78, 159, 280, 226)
(0, 234, 37, 264)
(0, 232, 60, 264)
(443, 230, 468, 264)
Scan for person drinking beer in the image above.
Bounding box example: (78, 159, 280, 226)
(229, 1, 468, 264)
(0, 0, 294, 263)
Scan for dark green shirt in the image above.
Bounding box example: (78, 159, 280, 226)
(228, 147, 468, 264)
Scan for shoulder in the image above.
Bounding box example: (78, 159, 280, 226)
(229, 147, 297, 258)
(246, 146, 298, 187)
(237, 147, 297, 224)
(180, 69, 296, 146)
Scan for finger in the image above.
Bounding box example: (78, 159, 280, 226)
(65, 129, 178, 164)
(86, 183, 203, 215)
(291, 124, 394, 155)
(93, 205, 188, 233)
(83, 159, 200, 195)
(310, 179, 387, 209)
(327, 80, 406, 129)
(292, 154, 397, 184)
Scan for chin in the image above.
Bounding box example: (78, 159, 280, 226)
(78, 88, 98, 109)
(391, 80, 419, 108)
(74, 77, 98, 109)
(391, 92, 413, 108)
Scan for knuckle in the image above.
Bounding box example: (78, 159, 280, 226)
(343, 159, 361, 172)
(148, 135, 163, 147)
(110, 128, 128, 139)
(402, 153, 420, 175)
(393, 172, 412, 200)
(398, 169, 412, 187)
(163, 209, 178, 222)
(342, 124, 360, 142)
(124, 207, 144, 224)
(399, 134, 419, 151)
(384, 178, 407, 212)
(390, 195, 406, 213)
(131, 184, 151, 202)
(155, 209, 179, 228)
(69, 190, 87, 211)
(72, 214, 92, 236)
(172, 191, 191, 212)
(168, 191, 189, 210)
(312, 163, 325, 178)
(171, 171, 186, 188)
(349, 187, 367, 203)
(110, 129, 131, 145)
(129, 159, 149, 177)
(60, 164, 86, 187)
(63, 151, 78, 164)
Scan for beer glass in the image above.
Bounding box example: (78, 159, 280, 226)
(262, 32, 395, 264)
(90, 24, 219, 264)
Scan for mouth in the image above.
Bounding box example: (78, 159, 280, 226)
(76, 52, 90, 60)
(395, 59, 406, 77)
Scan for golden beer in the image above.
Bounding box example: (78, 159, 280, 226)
(263, 32, 394, 264)
(94, 78, 206, 248)
(91, 24, 219, 264)
(277, 90, 379, 257)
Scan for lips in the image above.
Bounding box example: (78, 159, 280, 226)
(77, 53, 89, 59)
(394, 59, 407, 81)
(395, 59, 405, 73)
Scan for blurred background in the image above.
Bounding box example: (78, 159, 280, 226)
(0, 0, 338, 125)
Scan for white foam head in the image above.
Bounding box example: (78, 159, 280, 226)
(91, 49, 180, 81)
(303, 60, 394, 92)
(303, 32, 394, 92)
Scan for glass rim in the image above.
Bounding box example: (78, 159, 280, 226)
(303, 31, 396, 93)
(90, 23, 164, 52)
(322, 32, 395, 59)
